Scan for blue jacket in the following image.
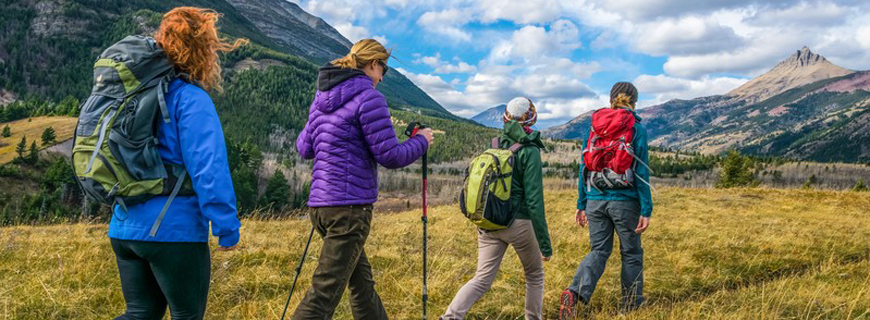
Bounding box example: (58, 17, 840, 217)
(577, 109, 654, 217)
(108, 79, 241, 247)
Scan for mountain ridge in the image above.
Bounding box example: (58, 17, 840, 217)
(0, 0, 460, 121)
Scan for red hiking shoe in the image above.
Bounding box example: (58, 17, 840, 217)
(559, 289, 578, 319)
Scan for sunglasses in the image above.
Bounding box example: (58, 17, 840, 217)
(378, 60, 389, 76)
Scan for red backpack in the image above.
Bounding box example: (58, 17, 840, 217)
(582, 108, 651, 191)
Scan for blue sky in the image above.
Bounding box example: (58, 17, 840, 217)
(290, 0, 870, 128)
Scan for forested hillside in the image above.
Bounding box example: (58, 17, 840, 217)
(0, 3, 494, 223)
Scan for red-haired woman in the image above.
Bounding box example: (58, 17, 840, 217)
(107, 7, 245, 320)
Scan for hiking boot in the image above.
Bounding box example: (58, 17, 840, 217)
(559, 289, 579, 319)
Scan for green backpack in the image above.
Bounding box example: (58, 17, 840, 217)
(459, 137, 524, 231)
(73, 35, 192, 236)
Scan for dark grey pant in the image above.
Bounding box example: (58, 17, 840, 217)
(292, 205, 388, 320)
(568, 200, 644, 310)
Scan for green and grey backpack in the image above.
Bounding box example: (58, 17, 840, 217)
(73, 35, 192, 236)
(459, 137, 524, 231)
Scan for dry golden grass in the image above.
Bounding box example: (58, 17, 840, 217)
(1, 188, 869, 319)
(0, 116, 78, 164)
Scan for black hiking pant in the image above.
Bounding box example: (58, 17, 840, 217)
(292, 205, 388, 320)
(111, 239, 210, 320)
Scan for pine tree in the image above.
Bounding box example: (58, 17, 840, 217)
(14, 136, 27, 161)
(1, 124, 10, 137)
(41, 126, 56, 145)
(715, 150, 759, 188)
(28, 141, 39, 164)
(261, 170, 290, 211)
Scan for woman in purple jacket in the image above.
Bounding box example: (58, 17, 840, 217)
(293, 39, 433, 319)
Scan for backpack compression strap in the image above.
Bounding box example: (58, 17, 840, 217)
(149, 168, 187, 237)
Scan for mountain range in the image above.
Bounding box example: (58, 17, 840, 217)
(545, 47, 870, 162)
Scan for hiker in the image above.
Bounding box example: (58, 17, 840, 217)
(442, 97, 552, 320)
(558, 82, 653, 318)
(293, 39, 433, 319)
(105, 7, 245, 320)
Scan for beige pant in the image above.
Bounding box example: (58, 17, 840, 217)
(441, 219, 544, 320)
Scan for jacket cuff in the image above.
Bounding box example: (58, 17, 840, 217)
(541, 246, 553, 257)
(641, 210, 652, 217)
(577, 201, 586, 210)
(218, 230, 240, 247)
(415, 135, 429, 151)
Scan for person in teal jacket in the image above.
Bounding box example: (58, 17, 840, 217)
(107, 8, 245, 320)
(559, 82, 653, 319)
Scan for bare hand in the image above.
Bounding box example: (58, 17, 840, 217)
(417, 128, 434, 145)
(635, 217, 650, 234)
(575, 209, 587, 227)
(541, 255, 551, 262)
(217, 245, 238, 251)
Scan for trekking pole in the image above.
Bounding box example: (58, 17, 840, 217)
(421, 150, 429, 320)
(281, 225, 315, 320)
(404, 121, 429, 320)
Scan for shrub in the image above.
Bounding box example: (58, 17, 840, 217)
(854, 179, 868, 192)
(802, 174, 818, 190)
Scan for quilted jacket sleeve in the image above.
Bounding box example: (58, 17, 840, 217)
(358, 92, 428, 169)
(296, 120, 315, 160)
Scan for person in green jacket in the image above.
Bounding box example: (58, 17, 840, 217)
(559, 82, 653, 319)
(441, 97, 552, 320)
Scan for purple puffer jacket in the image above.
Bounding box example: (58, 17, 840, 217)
(296, 65, 428, 207)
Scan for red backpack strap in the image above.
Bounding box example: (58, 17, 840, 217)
(492, 137, 501, 148)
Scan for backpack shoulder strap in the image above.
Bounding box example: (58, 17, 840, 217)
(491, 137, 501, 149)
(508, 143, 524, 153)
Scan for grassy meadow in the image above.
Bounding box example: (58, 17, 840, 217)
(1, 188, 869, 319)
(0, 116, 77, 164)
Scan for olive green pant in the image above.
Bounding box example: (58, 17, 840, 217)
(292, 205, 388, 320)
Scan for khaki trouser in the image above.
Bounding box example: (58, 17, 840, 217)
(441, 219, 544, 320)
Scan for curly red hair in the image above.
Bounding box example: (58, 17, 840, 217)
(154, 7, 247, 92)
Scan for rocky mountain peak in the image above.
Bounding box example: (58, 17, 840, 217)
(776, 46, 827, 69)
(727, 47, 852, 103)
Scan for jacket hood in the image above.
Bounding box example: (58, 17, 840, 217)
(317, 63, 367, 91)
(313, 63, 373, 113)
(502, 120, 545, 149)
